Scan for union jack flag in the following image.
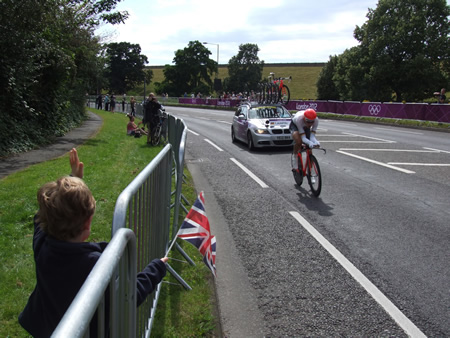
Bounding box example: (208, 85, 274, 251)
(177, 191, 216, 277)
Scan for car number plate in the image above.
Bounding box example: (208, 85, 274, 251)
(276, 136, 291, 140)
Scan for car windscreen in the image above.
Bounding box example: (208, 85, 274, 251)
(249, 107, 290, 119)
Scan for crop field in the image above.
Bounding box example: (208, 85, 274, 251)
(145, 63, 325, 100)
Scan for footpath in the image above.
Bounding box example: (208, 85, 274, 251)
(0, 112, 103, 179)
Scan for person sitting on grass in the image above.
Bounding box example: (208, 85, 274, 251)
(18, 148, 168, 337)
(127, 113, 148, 136)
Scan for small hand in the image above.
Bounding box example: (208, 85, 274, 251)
(161, 257, 169, 264)
(308, 143, 315, 149)
(70, 148, 84, 179)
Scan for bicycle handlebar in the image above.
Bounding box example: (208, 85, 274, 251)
(299, 146, 326, 154)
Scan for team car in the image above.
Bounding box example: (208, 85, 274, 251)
(231, 102, 294, 150)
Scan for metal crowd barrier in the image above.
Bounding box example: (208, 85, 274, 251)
(52, 114, 191, 337)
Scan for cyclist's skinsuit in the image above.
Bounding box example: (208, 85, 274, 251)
(289, 110, 319, 146)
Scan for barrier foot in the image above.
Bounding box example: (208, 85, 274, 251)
(176, 242, 196, 266)
(166, 264, 192, 291)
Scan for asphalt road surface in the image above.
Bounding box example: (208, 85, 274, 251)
(168, 106, 450, 337)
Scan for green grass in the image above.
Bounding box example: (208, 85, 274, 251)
(147, 64, 323, 100)
(0, 109, 216, 337)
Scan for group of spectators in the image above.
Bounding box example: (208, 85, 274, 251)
(96, 93, 133, 113)
(126, 93, 162, 144)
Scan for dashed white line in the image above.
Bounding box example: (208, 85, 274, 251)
(388, 163, 450, 166)
(230, 158, 269, 188)
(289, 211, 426, 338)
(204, 139, 223, 152)
(339, 148, 439, 153)
(336, 150, 415, 174)
(218, 120, 232, 125)
(423, 147, 450, 154)
(342, 132, 396, 143)
(375, 127, 423, 135)
(188, 129, 199, 136)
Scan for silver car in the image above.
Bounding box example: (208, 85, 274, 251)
(231, 103, 293, 150)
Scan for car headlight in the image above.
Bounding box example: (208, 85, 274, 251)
(254, 129, 269, 134)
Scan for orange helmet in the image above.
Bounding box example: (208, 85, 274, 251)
(303, 109, 317, 122)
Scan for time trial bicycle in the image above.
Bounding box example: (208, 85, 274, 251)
(292, 145, 326, 197)
(268, 72, 291, 104)
(257, 72, 292, 105)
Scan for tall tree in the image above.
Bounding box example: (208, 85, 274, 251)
(316, 55, 340, 100)
(159, 41, 216, 97)
(104, 42, 149, 94)
(0, 0, 127, 156)
(224, 43, 264, 94)
(354, 0, 450, 102)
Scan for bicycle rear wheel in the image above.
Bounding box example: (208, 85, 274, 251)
(292, 153, 303, 186)
(279, 84, 290, 104)
(307, 154, 322, 197)
(151, 125, 161, 146)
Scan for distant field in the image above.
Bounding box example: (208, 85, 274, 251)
(145, 63, 325, 100)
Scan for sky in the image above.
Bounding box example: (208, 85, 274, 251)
(96, 0, 381, 66)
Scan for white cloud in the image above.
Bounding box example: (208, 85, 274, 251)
(97, 0, 379, 65)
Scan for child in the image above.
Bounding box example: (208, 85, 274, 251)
(19, 148, 168, 337)
(127, 114, 147, 136)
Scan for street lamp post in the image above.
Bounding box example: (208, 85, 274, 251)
(202, 42, 219, 67)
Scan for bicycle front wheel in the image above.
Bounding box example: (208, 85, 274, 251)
(279, 84, 290, 104)
(307, 154, 322, 197)
(293, 153, 303, 186)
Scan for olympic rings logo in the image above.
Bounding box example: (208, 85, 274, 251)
(368, 104, 381, 115)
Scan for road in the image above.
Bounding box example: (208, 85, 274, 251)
(167, 106, 450, 337)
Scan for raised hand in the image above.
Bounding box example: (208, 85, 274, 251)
(69, 148, 84, 179)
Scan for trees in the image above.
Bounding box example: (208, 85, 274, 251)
(224, 43, 264, 94)
(316, 0, 449, 102)
(0, 0, 127, 156)
(316, 56, 339, 100)
(158, 41, 216, 97)
(104, 42, 149, 94)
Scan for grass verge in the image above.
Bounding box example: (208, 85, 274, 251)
(0, 109, 217, 337)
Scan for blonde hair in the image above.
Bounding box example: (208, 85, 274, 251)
(36, 176, 96, 241)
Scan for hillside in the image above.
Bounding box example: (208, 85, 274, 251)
(146, 63, 325, 100)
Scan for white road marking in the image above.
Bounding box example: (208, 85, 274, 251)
(339, 148, 439, 153)
(289, 211, 426, 338)
(423, 147, 450, 154)
(188, 129, 199, 136)
(388, 163, 450, 166)
(336, 150, 415, 174)
(188, 129, 200, 136)
(342, 132, 396, 143)
(218, 120, 232, 125)
(204, 139, 223, 152)
(375, 127, 423, 135)
(230, 158, 269, 188)
(320, 134, 360, 137)
(321, 141, 393, 143)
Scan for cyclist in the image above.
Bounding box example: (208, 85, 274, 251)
(289, 108, 320, 170)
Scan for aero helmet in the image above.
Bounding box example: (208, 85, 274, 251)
(304, 109, 317, 122)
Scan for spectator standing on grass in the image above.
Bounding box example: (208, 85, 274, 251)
(104, 94, 110, 111)
(97, 94, 103, 110)
(18, 148, 167, 337)
(110, 94, 116, 113)
(143, 93, 162, 144)
(434, 88, 446, 103)
(130, 96, 136, 116)
(122, 97, 126, 112)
